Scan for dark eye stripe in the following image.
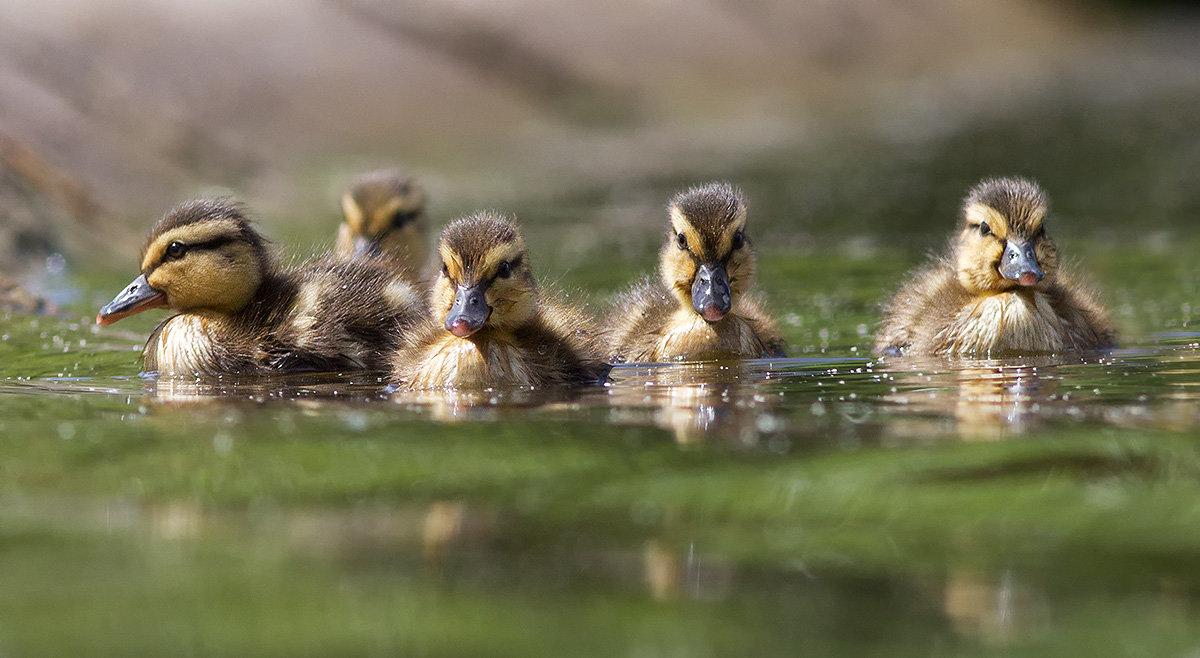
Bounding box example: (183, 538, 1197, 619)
(157, 235, 237, 266)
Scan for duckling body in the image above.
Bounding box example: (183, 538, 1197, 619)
(875, 178, 1116, 357)
(609, 278, 782, 362)
(391, 212, 607, 389)
(608, 183, 785, 363)
(336, 171, 428, 284)
(99, 199, 422, 376)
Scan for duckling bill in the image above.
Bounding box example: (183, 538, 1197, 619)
(607, 182, 785, 362)
(391, 211, 608, 389)
(875, 177, 1116, 356)
(98, 198, 422, 375)
(337, 170, 428, 284)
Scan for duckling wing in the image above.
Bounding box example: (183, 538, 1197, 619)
(272, 257, 424, 372)
(1045, 267, 1118, 350)
(874, 260, 964, 356)
(604, 276, 676, 363)
(736, 293, 787, 358)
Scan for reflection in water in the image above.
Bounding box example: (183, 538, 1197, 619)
(880, 345, 1200, 440)
(883, 360, 1061, 441)
(942, 569, 1047, 645)
(607, 360, 790, 445)
(143, 371, 390, 404)
(391, 386, 595, 423)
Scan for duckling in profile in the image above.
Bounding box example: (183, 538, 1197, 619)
(875, 177, 1116, 357)
(97, 198, 422, 376)
(337, 170, 428, 283)
(607, 182, 785, 363)
(391, 212, 608, 389)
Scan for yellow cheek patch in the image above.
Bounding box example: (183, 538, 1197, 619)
(141, 220, 245, 272)
(715, 218, 747, 254)
(479, 244, 525, 278)
(341, 194, 366, 232)
(669, 208, 707, 259)
(439, 244, 466, 282)
(962, 203, 1010, 239)
(366, 198, 404, 235)
(430, 277, 458, 319)
(1028, 204, 1046, 230)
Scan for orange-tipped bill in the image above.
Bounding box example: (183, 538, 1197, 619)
(96, 273, 166, 326)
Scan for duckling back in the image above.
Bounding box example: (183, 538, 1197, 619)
(269, 256, 424, 371)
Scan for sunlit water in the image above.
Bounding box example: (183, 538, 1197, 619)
(3, 288, 1200, 655)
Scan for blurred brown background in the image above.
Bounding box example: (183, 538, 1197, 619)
(1, 0, 1197, 282)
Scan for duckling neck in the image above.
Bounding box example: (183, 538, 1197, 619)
(951, 289, 1064, 354)
(144, 313, 222, 375)
(144, 272, 296, 376)
(660, 304, 758, 360)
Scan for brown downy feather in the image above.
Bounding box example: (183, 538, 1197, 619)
(607, 182, 785, 363)
(390, 212, 608, 389)
(102, 198, 423, 376)
(875, 177, 1116, 357)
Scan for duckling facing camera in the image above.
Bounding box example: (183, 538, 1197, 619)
(97, 198, 423, 376)
(607, 182, 785, 363)
(337, 170, 428, 284)
(391, 212, 609, 389)
(874, 177, 1116, 357)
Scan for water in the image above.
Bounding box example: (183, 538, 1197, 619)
(3, 106, 1200, 654)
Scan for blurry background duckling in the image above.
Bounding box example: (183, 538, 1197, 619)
(875, 177, 1116, 357)
(391, 211, 608, 389)
(336, 170, 428, 284)
(607, 182, 785, 363)
(97, 198, 423, 376)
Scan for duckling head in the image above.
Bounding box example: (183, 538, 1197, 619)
(96, 198, 269, 325)
(953, 177, 1060, 295)
(337, 171, 426, 264)
(659, 182, 755, 323)
(432, 211, 535, 338)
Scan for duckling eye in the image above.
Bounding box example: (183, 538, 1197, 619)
(392, 210, 413, 227)
(979, 222, 992, 237)
(732, 230, 745, 250)
(676, 233, 688, 250)
(441, 262, 450, 278)
(496, 260, 512, 279)
(166, 241, 186, 259)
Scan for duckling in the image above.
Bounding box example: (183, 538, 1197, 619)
(97, 198, 422, 376)
(336, 170, 428, 283)
(607, 182, 785, 362)
(391, 211, 608, 389)
(875, 177, 1116, 356)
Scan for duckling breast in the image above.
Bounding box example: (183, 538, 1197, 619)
(658, 307, 764, 361)
(145, 314, 219, 375)
(946, 291, 1065, 354)
(405, 334, 535, 389)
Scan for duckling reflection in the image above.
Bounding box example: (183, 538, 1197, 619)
(882, 359, 1059, 440)
(942, 569, 1047, 645)
(142, 370, 389, 404)
(607, 361, 779, 445)
(337, 170, 429, 284)
(393, 385, 592, 423)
